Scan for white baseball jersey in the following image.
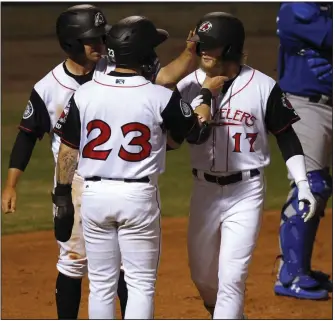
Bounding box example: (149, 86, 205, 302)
(18, 57, 115, 165)
(60, 71, 195, 179)
(177, 65, 300, 173)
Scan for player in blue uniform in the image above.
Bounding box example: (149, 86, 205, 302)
(274, 2, 332, 300)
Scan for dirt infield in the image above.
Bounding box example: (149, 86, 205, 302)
(2, 210, 332, 319)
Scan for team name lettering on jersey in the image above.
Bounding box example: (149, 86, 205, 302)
(218, 108, 257, 127)
(177, 66, 300, 173)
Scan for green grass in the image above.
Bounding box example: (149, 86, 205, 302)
(1, 92, 297, 236)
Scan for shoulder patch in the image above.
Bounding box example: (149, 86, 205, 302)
(281, 93, 298, 116)
(23, 100, 34, 119)
(180, 100, 192, 117)
(281, 93, 293, 109)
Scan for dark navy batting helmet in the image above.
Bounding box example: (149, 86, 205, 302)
(190, 12, 245, 61)
(105, 16, 168, 77)
(56, 4, 109, 56)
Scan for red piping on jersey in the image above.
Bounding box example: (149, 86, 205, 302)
(61, 137, 79, 149)
(213, 122, 242, 126)
(94, 79, 150, 88)
(53, 128, 62, 136)
(52, 70, 76, 91)
(229, 69, 255, 100)
(210, 98, 218, 172)
(223, 69, 255, 172)
(18, 125, 33, 132)
(272, 116, 301, 135)
(195, 70, 201, 86)
(226, 126, 230, 172)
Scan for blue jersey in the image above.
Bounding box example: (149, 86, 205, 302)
(277, 2, 332, 97)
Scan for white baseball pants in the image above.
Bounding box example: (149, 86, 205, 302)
(81, 178, 161, 319)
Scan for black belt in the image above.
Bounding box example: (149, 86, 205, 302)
(85, 176, 150, 183)
(308, 95, 332, 107)
(192, 169, 260, 186)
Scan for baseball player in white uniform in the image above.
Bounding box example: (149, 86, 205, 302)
(52, 16, 217, 319)
(176, 12, 317, 319)
(1, 5, 198, 320)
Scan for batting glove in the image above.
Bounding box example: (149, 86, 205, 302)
(297, 180, 317, 222)
(190, 94, 204, 110)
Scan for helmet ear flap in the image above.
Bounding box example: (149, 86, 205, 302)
(63, 39, 84, 56)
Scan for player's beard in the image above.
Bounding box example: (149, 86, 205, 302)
(200, 56, 226, 77)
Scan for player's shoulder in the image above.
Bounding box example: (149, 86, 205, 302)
(146, 83, 174, 103)
(280, 2, 320, 22)
(34, 62, 78, 100)
(244, 65, 276, 88)
(33, 62, 61, 97)
(177, 69, 199, 91)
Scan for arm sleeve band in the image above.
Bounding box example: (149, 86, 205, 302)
(274, 125, 304, 162)
(9, 130, 38, 171)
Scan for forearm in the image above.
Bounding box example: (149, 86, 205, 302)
(275, 126, 307, 184)
(166, 132, 182, 150)
(56, 143, 79, 185)
(4, 168, 23, 188)
(6, 130, 38, 188)
(156, 49, 197, 88)
(9, 130, 37, 171)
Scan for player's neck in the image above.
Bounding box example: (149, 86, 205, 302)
(114, 67, 139, 74)
(220, 63, 241, 79)
(202, 63, 241, 80)
(65, 58, 96, 76)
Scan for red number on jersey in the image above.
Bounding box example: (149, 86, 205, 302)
(246, 133, 258, 152)
(82, 120, 151, 162)
(119, 122, 152, 162)
(232, 133, 242, 153)
(82, 120, 112, 160)
(232, 132, 259, 153)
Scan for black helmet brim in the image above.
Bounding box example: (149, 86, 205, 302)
(78, 25, 107, 39)
(154, 28, 169, 47)
(190, 34, 228, 51)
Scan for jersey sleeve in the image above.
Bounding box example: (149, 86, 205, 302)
(18, 88, 51, 139)
(176, 76, 190, 101)
(161, 88, 197, 144)
(53, 102, 71, 137)
(60, 95, 81, 149)
(264, 83, 301, 135)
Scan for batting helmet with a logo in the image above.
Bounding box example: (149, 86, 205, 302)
(56, 4, 109, 56)
(190, 12, 245, 62)
(105, 16, 168, 78)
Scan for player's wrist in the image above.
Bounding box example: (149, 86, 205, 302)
(297, 180, 310, 190)
(199, 88, 212, 106)
(285, 155, 308, 186)
(4, 182, 16, 188)
(55, 183, 72, 196)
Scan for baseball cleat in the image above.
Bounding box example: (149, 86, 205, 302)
(274, 283, 329, 300)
